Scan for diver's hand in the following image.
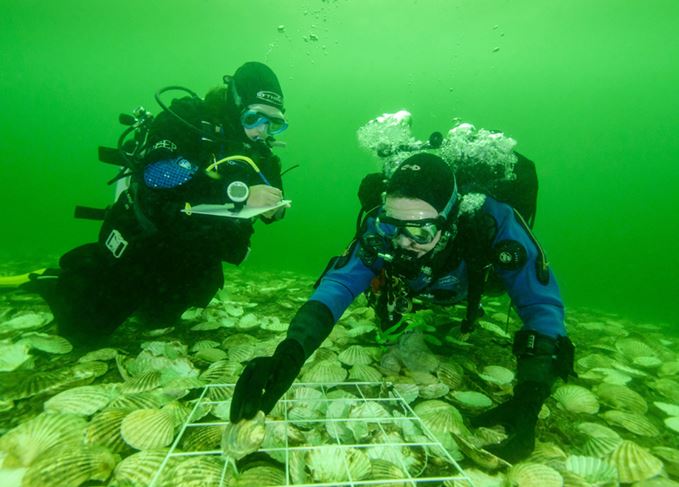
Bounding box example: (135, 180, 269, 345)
(230, 338, 304, 423)
(470, 381, 548, 463)
(246, 185, 282, 208)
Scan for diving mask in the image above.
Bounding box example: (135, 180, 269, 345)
(240, 109, 288, 135)
(375, 214, 441, 245)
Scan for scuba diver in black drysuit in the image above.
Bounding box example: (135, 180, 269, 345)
(24, 62, 290, 346)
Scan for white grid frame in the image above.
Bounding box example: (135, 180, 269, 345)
(149, 381, 475, 486)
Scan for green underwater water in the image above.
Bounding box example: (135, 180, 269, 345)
(1, 0, 678, 328)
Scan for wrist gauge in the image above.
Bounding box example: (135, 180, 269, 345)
(227, 181, 249, 203)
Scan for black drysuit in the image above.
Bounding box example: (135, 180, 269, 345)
(33, 96, 284, 344)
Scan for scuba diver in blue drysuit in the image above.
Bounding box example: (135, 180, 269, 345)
(25, 62, 290, 345)
(230, 152, 575, 463)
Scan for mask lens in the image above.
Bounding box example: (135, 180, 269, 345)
(240, 110, 288, 135)
(377, 215, 439, 245)
(402, 224, 437, 244)
(375, 216, 399, 239)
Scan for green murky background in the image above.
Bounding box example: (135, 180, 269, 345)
(1, 0, 678, 325)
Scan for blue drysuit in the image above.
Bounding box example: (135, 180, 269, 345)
(288, 196, 566, 357)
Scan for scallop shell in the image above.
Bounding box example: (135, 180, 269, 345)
(370, 458, 408, 482)
(195, 347, 228, 362)
(78, 347, 118, 362)
(654, 401, 679, 416)
(236, 313, 259, 329)
(443, 467, 505, 487)
(419, 382, 450, 399)
(120, 370, 162, 394)
(161, 400, 192, 428)
(167, 456, 229, 487)
(595, 383, 647, 414)
(579, 367, 632, 385)
(0, 311, 52, 333)
(413, 400, 468, 436)
(221, 333, 257, 348)
(233, 465, 285, 487)
(110, 448, 175, 486)
(616, 338, 657, 358)
(478, 365, 514, 386)
(18, 332, 73, 354)
(120, 408, 175, 450)
(658, 361, 679, 376)
(450, 390, 493, 409)
(44, 383, 118, 416)
(301, 359, 348, 383)
(190, 340, 220, 352)
(200, 360, 242, 383)
(577, 353, 615, 371)
(507, 462, 563, 487)
(0, 342, 32, 371)
(452, 431, 511, 471)
(528, 441, 567, 464)
(84, 408, 129, 453)
(651, 446, 679, 477)
(108, 391, 165, 410)
(261, 315, 288, 332)
(338, 345, 374, 366)
(181, 425, 224, 452)
(0, 413, 86, 467)
(393, 382, 419, 404)
(576, 422, 624, 458)
(227, 344, 256, 363)
(310, 347, 339, 363)
(292, 386, 325, 411)
(221, 410, 266, 460)
(349, 364, 383, 382)
(665, 416, 679, 433)
(650, 378, 679, 402)
(608, 440, 663, 483)
(22, 445, 116, 487)
(307, 446, 372, 483)
(552, 384, 600, 414)
(601, 410, 660, 437)
(633, 356, 663, 368)
(564, 455, 617, 485)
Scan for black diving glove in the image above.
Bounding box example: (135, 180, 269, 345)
(470, 379, 551, 463)
(470, 330, 575, 464)
(230, 338, 305, 423)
